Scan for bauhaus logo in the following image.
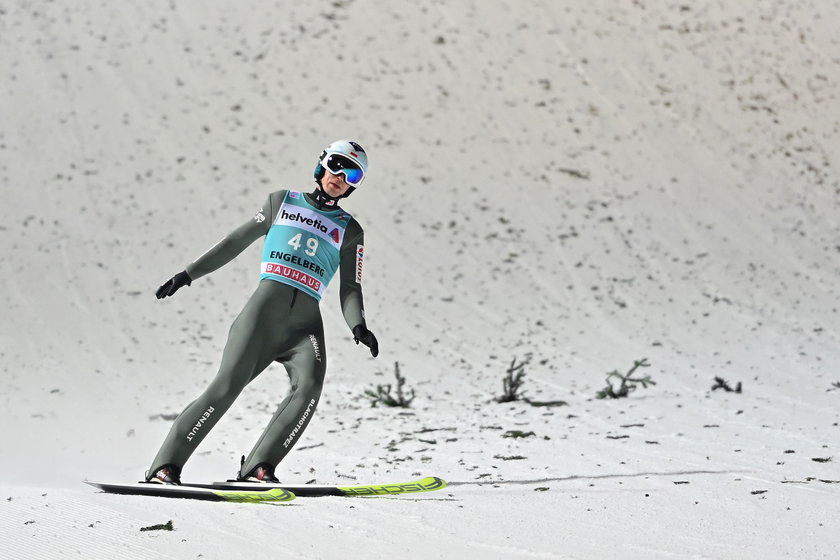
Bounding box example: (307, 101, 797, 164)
(263, 263, 323, 292)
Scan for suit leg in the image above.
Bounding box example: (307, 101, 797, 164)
(146, 300, 278, 477)
(239, 330, 327, 477)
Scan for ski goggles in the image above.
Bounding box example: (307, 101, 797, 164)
(321, 153, 365, 186)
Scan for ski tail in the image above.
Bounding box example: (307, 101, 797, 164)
(84, 480, 295, 503)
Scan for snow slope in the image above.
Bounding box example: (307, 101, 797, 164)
(1, 0, 839, 558)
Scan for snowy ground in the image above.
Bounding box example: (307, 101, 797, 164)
(2, 0, 839, 558)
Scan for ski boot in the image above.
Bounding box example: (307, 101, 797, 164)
(146, 464, 182, 485)
(237, 456, 279, 483)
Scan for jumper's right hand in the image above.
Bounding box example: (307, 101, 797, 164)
(156, 271, 192, 299)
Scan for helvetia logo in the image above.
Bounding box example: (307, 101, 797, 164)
(254, 207, 266, 223)
(280, 209, 328, 233)
(329, 228, 340, 243)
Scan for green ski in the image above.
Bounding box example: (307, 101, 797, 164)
(189, 475, 447, 497)
(84, 480, 295, 503)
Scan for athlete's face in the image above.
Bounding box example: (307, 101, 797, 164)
(322, 170, 352, 198)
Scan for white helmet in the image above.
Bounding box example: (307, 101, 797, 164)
(314, 140, 368, 187)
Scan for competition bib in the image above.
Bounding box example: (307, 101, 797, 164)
(260, 191, 353, 301)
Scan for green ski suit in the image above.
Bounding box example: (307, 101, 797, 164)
(147, 190, 368, 479)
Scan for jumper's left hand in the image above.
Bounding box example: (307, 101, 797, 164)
(352, 325, 379, 358)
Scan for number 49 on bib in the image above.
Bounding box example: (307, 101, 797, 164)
(288, 233, 319, 256)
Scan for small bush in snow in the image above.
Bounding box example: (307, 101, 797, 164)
(365, 362, 416, 408)
(495, 356, 528, 403)
(140, 520, 174, 532)
(711, 376, 742, 393)
(494, 356, 567, 407)
(596, 358, 656, 399)
(502, 430, 536, 439)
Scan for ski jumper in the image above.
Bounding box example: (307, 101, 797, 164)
(147, 190, 367, 478)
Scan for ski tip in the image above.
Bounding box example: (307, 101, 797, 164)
(424, 476, 447, 491)
(415, 476, 447, 490)
(337, 475, 448, 496)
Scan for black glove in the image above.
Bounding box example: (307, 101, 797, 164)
(352, 324, 379, 358)
(156, 271, 192, 299)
